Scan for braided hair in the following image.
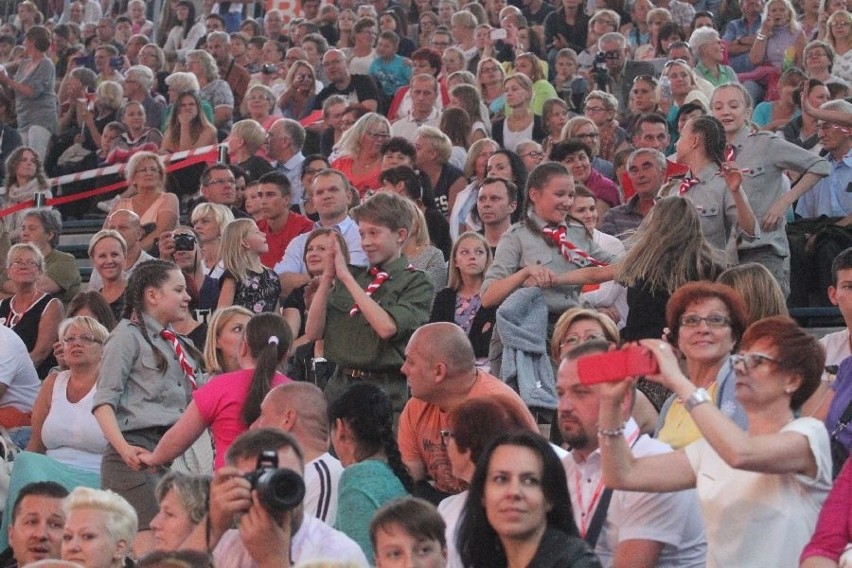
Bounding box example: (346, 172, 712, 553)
(688, 115, 727, 165)
(329, 383, 414, 493)
(122, 259, 204, 374)
(240, 313, 292, 427)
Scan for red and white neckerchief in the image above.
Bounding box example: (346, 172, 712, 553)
(724, 144, 735, 162)
(573, 428, 640, 538)
(160, 329, 198, 389)
(541, 225, 608, 268)
(678, 176, 700, 196)
(350, 266, 390, 316)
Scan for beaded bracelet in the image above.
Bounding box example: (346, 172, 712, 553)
(597, 425, 625, 438)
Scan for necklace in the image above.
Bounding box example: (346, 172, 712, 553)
(5, 291, 41, 328)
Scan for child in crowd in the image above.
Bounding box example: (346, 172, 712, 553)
(217, 218, 281, 313)
(369, 31, 412, 100)
(92, 259, 202, 554)
(305, 192, 433, 412)
(140, 313, 292, 470)
(370, 497, 448, 568)
(430, 231, 496, 370)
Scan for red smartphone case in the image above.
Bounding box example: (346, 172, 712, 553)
(576, 345, 660, 385)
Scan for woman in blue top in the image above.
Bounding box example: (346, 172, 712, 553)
(330, 383, 413, 564)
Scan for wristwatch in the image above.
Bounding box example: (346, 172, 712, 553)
(684, 388, 712, 412)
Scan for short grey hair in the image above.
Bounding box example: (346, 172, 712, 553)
(689, 26, 720, 56)
(155, 472, 210, 525)
(821, 98, 852, 115)
(6, 242, 45, 271)
(627, 147, 667, 172)
(124, 64, 153, 91)
(23, 209, 63, 248)
(207, 30, 230, 44)
(164, 71, 200, 93)
(276, 118, 306, 152)
(598, 31, 626, 50)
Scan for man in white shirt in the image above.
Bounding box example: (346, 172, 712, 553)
(267, 119, 307, 207)
(0, 326, 40, 427)
(181, 428, 368, 568)
(275, 169, 367, 296)
(390, 74, 441, 141)
(557, 341, 707, 568)
(252, 382, 343, 525)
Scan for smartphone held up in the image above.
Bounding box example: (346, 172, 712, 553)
(576, 345, 659, 385)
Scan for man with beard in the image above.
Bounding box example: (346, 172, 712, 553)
(557, 341, 706, 568)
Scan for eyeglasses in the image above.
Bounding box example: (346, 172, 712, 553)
(521, 150, 545, 160)
(679, 314, 730, 327)
(575, 132, 599, 139)
(367, 130, 390, 139)
(730, 352, 777, 371)
(62, 335, 103, 346)
(10, 260, 38, 267)
(208, 178, 236, 186)
(440, 429, 454, 446)
(135, 167, 161, 174)
(560, 331, 607, 348)
(584, 106, 609, 113)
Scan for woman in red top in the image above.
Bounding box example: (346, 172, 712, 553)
(331, 112, 391, 197)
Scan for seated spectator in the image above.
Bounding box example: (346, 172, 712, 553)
(551, 140, 620, 215)
(0, 317, 108, 552)
(438, 397, 531, 567)
(252, 382, 343, 524)
(691, 27, 738, 87)
(142, 313, 292, 470)
(314, 49, 379, 113)
(329, 384, 413, 563)
(601, 148, 665, 240)
(240, 84, 279, 135)
(188, 164, 250, 221)
(1, 482, 69, 567)
(491, 74, 546, 152)
(87, 230, 128, 322)
(561, 116, 614, 180)
(330, 113, 392, 197)
(105, 152, 179, 253)
(414, 125, 467, 217)
(475, 175, 519, 253)
(457, 431, 600, 567)
(826, 10, 851, 85)
(149, 472, 210, 552)
(186, 50, 235, 132)
(317, 95, 349, 157)
(583, 90, 628, 163)
(401, 202, 447, 293)
(390, 74, 441, 142)
(598, 316, 831, 568)
(0, 243, 63, 379)
(278, 61, 319, 121)
(369, 31, 413, 102)
(183, 428, 369, 566)
(748, 0, 806, 73)
(118, 100, 163, 154)
(0, 147, 52, 242)
(160, 90, 218, 154)
(61, 487, 138, 568)
(752, 67, 807, 131)
(779, 79, 829, 151)
(189, 201, 234, 282)
(371, 498, 447, 568)
(801, 460, 852, 567)
(660, 59, 710, 132)
(163, 0, 206, 60)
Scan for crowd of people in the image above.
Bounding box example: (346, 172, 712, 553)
(0, 0, 848, 565)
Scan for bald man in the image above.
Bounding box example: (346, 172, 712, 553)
(398, 322, 537, 502)
(252, 382, 342, 524)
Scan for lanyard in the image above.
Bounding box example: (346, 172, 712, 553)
(573, 428, 639, 537)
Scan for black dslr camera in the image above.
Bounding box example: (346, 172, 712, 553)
(243, 451, 306, 514)
(173, 233, 197, 252)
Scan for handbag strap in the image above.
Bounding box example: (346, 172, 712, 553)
(831, 399, 852, 438)
(583, 488, 613, 549)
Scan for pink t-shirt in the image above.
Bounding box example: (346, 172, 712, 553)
(194, 368, 291, 469)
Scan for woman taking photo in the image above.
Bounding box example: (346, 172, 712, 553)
(597, 316, 831, 568)
(160, 90, 217, 154)
(106, 152, 179, 253)
(492, 74, 545, 153)
(749, 0, 806, 71)
(140, 313, 292, 471)
(330, 112, 391, 197)
(163, 0, 206, 60)
(0, 243, 63, 380)
(457, 430, 601, 568)
(278, 61, 318, 121)
(88, 230, 128, 322)
(330, 383, 414, 565)
(0, 316, 108, 552)
(62, 487, 138, 568)
(655, 282, 750, 448)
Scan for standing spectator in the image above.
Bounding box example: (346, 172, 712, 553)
(415, 125, 467, 217)
(227, 120, 274, 184)
(391, 74, 441, 141)
(544, 0, 591, 56)
(0, 26, 57, 160)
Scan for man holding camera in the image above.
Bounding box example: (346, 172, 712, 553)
(593, 33, 656, 121)
(183, 428, 368, 568)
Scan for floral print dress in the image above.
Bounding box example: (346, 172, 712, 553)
(221, 267, 281, 313)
